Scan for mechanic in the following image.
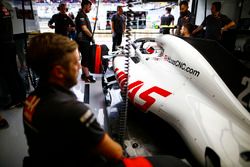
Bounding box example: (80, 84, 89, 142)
(175, 0, 195, 36)
(48, 2, 75, 37)
(23, 33, 124, 167)
(160, 7, 174, 34)
(111, 5, 126, 51)
(180, 23, 194, 37)
(192, 1, 236, 41)
(75, 0, 96, 83)
(0, 0, 26, 109)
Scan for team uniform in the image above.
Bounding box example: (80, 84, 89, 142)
(176, 11, 195, 35)
(160, 14, 174, 34)
(201, 13, 233, 41)
(0, 3, 13, 42)
(0, 2, 26, 107)
(111, 13, 126, 51)
(75, 9, 92, 67)
(48, 13, 75, 36)
(23, 83, 105, 167)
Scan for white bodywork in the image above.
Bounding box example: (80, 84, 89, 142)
(112, 35, 250, 166)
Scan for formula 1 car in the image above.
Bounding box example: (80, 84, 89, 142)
(102, 35, 250, 167)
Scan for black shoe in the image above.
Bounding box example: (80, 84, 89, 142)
(85, 75, 96, 83)
(0, 118, 9, 129)
(81, 74, 96, 83)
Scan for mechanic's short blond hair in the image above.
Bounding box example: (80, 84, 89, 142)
(27, 33, 78, 78)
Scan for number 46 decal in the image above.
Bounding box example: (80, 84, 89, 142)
(128, 80, 172, 111)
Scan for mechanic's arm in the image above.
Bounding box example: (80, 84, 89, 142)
(81, 24, 92, 38)
(192, 25, 203, 35)
(95, 133, 124, 161)
(48, 16, 55, 29)
(171, 19, 175, 34)
(175, 25, 180, 35)
(111, 21, 115, 34)
(221, 21, 236, 32)
(123, 19, 126, 33)
(69, 18, 76, 31)
(48, 22, 55, 29)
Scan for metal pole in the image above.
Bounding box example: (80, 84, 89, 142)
(191, 0, 198, 24)
(204, 0, 207, 20)
(92, 0, 100, 39)
(21, 0, 27, 49)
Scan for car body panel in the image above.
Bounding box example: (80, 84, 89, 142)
(111, 35, 250, 166)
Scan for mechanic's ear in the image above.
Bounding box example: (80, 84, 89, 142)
(51, 65, 65, 79)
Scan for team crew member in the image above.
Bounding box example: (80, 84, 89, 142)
(175, 0, 195, 36)
(75, 0, 96, 82)
(160, 7, 174, 34)
(48, 2, 75, 37)
(192, 1, 235, 41)
(0, 0, 26, 109)
(180, 23, 194, 37)
(23, 33, 124, 167)
(111, 6, 126, 51)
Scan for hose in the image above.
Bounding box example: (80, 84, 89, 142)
(118, 0, 134, 148)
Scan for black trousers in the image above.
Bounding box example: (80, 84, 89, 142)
(112, 33, 123, 51)
(77, 40, 91, 67)
(0, 42, 26, 105)
(160, 28, 170, 34)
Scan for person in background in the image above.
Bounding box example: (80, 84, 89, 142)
(68, 11, 75, 20)
(14, 33, 27, 71)
(0, 0, 26, 109)
(14, 33, 31, 94)
(23, 33, 124, 167)
(75, 0, 96, 83)
(175, 0, 195, 36)
(160, 7, 174, 34)
(111, 5, 126, 51)
(67, 11, 76, 40)
(192, 1, 236, 41)
(180, 22, 194, 37)
(48, 2, 75, 37)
